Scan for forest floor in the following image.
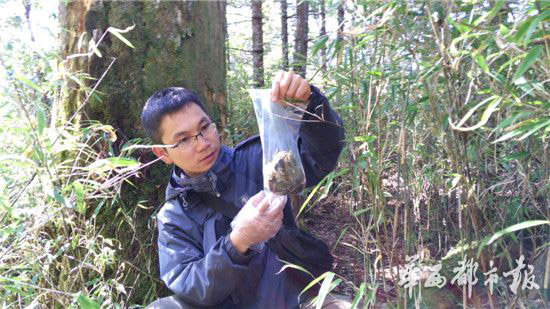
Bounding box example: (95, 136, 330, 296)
(301, 195, 369, 298)
(301, 196, 401, 307)
(300, 195, 549, 308)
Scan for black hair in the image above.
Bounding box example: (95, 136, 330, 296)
(141, 87, 208, 144)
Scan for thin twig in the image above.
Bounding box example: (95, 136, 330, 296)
(52, 57, 117, 146)
(0, 276, 74, 296)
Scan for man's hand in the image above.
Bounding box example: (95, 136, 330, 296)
(271, 71, 311, 105)
(229, 190, 286, 254)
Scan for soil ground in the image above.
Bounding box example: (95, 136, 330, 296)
(300, 195, 366, 298)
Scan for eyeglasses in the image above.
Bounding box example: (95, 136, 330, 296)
(172, 122, 217, 150)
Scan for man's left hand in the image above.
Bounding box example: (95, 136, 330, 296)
(271, 71, 311, 105)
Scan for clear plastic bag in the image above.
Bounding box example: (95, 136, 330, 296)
(249, 89, 306, 195)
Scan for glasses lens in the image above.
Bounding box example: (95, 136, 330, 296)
(175, 123, 216, 150)
(204, 122, 216, 134)
(177, 138, 192, 149)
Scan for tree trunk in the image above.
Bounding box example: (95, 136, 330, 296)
(280, 0, 288, 71)
(60, 1, 227, 137)
(337, 1, 344, 42)
(251, 0, 264, 88)
(293, 0, 308, 77)
(58, 0, 227, 304)
(320, 0, 326, 69)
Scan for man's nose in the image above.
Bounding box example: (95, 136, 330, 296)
(194, 134, 210, 151)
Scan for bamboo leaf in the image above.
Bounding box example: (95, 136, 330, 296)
(95, 124, 117, 142)
(513, 46, 542, 83)
(312, 36, 329, 57)
(108, 24, 135, 34)
(476, 220, 550, 258)
(297, 176, 327, 218)
(491, 112, 531, 134)
(275, 262, 313, 278)
(499, 24, 509, 36)
(73, 180, 86, 215)
(315, 272, 335, 309)
(473, 0, 505, 26)
(333, 225, 349, 250)
(299, 272, 330, 299)
(68, 75, 86, 88)
(448, 18, 470, 34)
(364, 283, 377, 306)
(493, 129, 525, 143)
(517, 119, 550, 141)
(351, 283, 366, 309)
(502, 151, 529, 161)
(35, 104, 46, 134)
(377, 6, 396, 27)
(105, 157, 139, 167)
(451, 174, 461, 189)
(473, 52, 489, 73)
(107, 25, 135, 49)
(15, 74, 41, 92)
(77, 32, 86, 51)
(353, 208, 370, 217)
(524, 10, 550, 45)
(53, 189, 69, 208)
(513, 16, 535, 43)
(88, 39, 102, 58)
(66, 52, 92, 60)
(449, 32, 485, 56)
(76, 293, 100, 309)
(450, 96, 501, 131)
(86, 157, 139, 174)
(320, 168, 348, 200)
(4, 285, 31, 296)
(335, 39, 345, 66)
(354, 134, 377, 143)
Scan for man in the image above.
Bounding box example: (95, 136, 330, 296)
(142, 71, 345, 308)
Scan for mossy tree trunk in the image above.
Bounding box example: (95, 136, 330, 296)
(60, 0, 227, 136)
(58, 0, 227, 304)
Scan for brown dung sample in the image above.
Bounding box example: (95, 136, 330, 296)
(266, 150, 305, 194)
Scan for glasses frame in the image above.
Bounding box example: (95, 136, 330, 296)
(171, 122, 217, 150)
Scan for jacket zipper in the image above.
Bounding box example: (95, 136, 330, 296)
(179, 195, 188, 207)
(209, 172, 220, 197)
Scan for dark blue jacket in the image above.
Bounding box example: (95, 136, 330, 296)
(157, 86, 345, 308)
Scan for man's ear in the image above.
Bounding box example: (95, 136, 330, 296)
(152, 146, 174, 164)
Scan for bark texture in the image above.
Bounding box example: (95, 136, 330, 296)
(320, 0, 326, 69)
(293, 0, 308, 77)
(251, 0, 264, 88)
(280, 0, 288, 71)
(60, 1, 227, 137)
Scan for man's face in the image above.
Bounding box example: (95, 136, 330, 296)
(153, 103, 221, 177)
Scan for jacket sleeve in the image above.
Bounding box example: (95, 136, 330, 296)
(298, 85, 345, 187)
(157, 201, 258, 306)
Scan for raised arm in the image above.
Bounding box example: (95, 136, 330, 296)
(298, 85, 345, 187)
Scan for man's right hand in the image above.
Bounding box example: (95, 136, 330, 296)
(229, 190, 286, 254)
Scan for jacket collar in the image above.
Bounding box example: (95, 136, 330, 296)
(165, 145, 233, 208)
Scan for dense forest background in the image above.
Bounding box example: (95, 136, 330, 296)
(0, 0, 549, 308)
